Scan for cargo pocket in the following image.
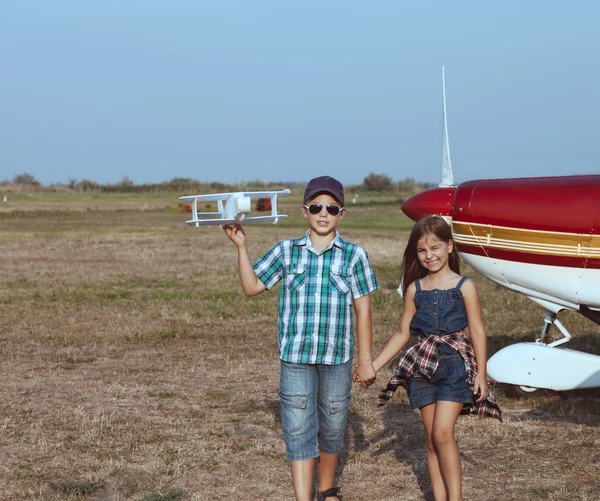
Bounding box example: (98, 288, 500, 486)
(328, 395, 352, 431)
(329, 266, 351, 296)
(278, 392, 308, 434)
(285, 266, 306, 291)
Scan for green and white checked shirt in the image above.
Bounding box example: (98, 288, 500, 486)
(253, 231, 379, 365)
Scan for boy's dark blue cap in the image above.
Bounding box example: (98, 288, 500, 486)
(304, 176, 345, 205)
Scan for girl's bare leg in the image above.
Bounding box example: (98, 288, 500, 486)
(419, 403, 447, 501)
(432, 401, 464, 501)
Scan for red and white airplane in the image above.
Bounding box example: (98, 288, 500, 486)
(401, 69, 600, 395)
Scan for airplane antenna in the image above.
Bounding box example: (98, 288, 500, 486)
(440, 66, 455, 187)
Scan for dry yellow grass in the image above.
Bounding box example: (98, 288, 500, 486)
(1, 204, 599, 501)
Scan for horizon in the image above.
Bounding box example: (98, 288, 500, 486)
(2, 173, 433, 189)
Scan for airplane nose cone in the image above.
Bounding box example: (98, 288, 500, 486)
(402, 187, 457, 222)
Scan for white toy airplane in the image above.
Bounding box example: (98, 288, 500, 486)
(179, 189, 291, 228)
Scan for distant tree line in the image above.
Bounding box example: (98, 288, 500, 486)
(0, 174, 289, 194)
(2, 172, 434, 196)
(346, 172, 434, 195)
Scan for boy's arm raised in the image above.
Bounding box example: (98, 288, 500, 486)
(371, 283, 416, 373)
(224, 224, 267, 297)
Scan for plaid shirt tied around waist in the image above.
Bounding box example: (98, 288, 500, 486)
(378, 331, 502, 421)
(253, 231, 379, 365)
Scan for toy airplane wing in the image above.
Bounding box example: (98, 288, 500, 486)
(240, 190, 292, 198)
(179, 192, 237, 203)
(179, 189, 291, 228)
(178, 189, 291, 204)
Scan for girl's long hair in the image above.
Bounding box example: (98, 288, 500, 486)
(401, 215, 460, 296)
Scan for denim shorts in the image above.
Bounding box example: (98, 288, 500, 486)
(408, 345, 473, 410)
(278, 359, 352, 461)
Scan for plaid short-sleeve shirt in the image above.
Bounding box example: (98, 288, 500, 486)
(253, 231, 379, 365)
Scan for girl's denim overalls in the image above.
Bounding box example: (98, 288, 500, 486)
(407, 276, 473, 409)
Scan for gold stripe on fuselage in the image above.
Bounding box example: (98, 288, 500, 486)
(452, 221, 600, 258)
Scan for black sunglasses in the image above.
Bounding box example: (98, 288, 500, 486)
(303, 203, 344, 216)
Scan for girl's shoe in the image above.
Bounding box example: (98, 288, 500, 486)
(316, 486, 343, 501)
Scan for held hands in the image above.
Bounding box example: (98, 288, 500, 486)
(473, 373, 489, 403)
(223, 223, 247, 248)
(352, 362, 376, 389)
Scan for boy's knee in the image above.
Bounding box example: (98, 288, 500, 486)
(279, 391, 321, 460)
(318, 396, 351, 452)
(322, 395, 351, 430)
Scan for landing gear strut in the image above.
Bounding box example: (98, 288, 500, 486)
(504, 309, 571, 398)
(537, 310, 572, 347)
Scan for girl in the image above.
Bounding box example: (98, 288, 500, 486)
(358, 215, 501, 501)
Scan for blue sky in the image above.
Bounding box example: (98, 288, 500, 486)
(1, 1, 599, 186)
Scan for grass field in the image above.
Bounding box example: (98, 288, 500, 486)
(1, 194, 599, 500)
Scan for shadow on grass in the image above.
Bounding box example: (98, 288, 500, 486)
(515, 389, 600, 427)
(368, 403, 434, 501)
(337, 407, 367, 487)
(263, 396, 281, 424)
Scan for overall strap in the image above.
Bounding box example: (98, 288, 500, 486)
(415, 279, 422, 291)
(456, 276, 468, 290)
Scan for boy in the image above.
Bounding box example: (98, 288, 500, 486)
(224, 176, 378, 501)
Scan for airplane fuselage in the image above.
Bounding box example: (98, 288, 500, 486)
(402, 175, 600, 317)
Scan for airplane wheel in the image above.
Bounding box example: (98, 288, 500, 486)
(503, 384, 550, 398)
